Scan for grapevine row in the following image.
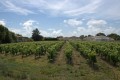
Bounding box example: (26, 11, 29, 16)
(47, 41, 64, 62)
(70, 41, 120, 66)
(0, 41, 62, 59)
(70, 41, 97, 65)
(64, 41, 73, 64)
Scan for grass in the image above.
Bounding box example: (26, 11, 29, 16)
(0, 43, 120, 80)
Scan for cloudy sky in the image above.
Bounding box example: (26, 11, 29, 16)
(0, 0, 120, 37)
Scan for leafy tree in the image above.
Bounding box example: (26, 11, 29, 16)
(80, 35, 85, 40)
(10, 32, 17, 42)
(88, 35, 92, 37)
(44, 37, 58, 41)
(0, 25, 17, 43)
(32, 28, 43, 41)
(96, 32, 106, 36)
(107, 33, 120, 40)
(4, 29, 12, 43)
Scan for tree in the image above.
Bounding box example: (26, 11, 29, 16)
(4, 29, 12, 43)
(107, 33, 120, 40)
(80, 35, 85, 40)
(88, 35, 93, 37)
(96, 32, 106, 36)
(0, 25, 17, 43)
(10, 32, 17, 42)
(32, 28, 43, 41)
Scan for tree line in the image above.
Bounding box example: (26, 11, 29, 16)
(0, 25, 17, 44)
(80, 32, 120, 41)
(31, 28, 58, 41)
(0, 24, 120, 44)
(0, 25, 58, 44)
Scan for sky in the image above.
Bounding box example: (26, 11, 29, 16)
(0, 0, 120, 37)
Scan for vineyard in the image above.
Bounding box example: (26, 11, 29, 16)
(0, 41, 120, 80)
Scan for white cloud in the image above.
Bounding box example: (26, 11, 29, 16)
(64, 0, 102, 16)
(64, 19, 83, 27)
(48, 28, 55, 31)
(22, 20, 37, 36)
(40, 30, 49, 37)
(0, 20, 6, 26)
(23, 20, 35, 29)
(10, 20, 37, 37)
(48, 0, 100, 16)
(10, 20, 63, 37)
(87, 19, 107, 28)
(8, 18, 120, 37)
(1, 0, 120, 20)
(73, 26, 120, 37)
(70, 19, 120, 36)
(77, 27, 86, 32)
(3, 0, 101, 16)
(0, 0, 120, 20)
(1, 1, 34, 15)
(104, 27, 120, 35)
(41, 29, 63, 37)
(20, 0, 69, 13)
(72, 31, 78, 36)
(52, 29, 63, 37)
(9, 28, 24, 35)
(39, 0, 101, 16)
(97, 0, 120, 20)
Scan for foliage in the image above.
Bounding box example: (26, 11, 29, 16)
(70, 41, 120, 66)
(64, 42, 73, 64)
(44, 37, 58, 41)
(107, 33, 120, 40)
(79, 35, 85, 40)
(70, 41, 97, 65)
(0, 25, 17, 43)
(32, 28, 43, 41)
(0, 41, 62, 59)
(96, 32, 106, 36)
(47, 41, 64, 62)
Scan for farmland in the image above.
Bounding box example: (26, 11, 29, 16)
(0, 41, 120, 80)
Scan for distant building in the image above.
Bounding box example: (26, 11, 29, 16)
(84, 36, 114, 41)
(16, 34, 33, 42)
(57, 36, 64, 40)
(69, 36, 80, 40)
(58, 36, 81, 41)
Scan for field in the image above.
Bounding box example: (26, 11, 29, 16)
(0, 41, 120, 80)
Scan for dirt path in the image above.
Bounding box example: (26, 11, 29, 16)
(70, 44, 120, 80)
(72, 48, 82, 67)
(72, 46, 95, 70)
(97, 57, 120, 80)
(55, 43, 66, 65)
